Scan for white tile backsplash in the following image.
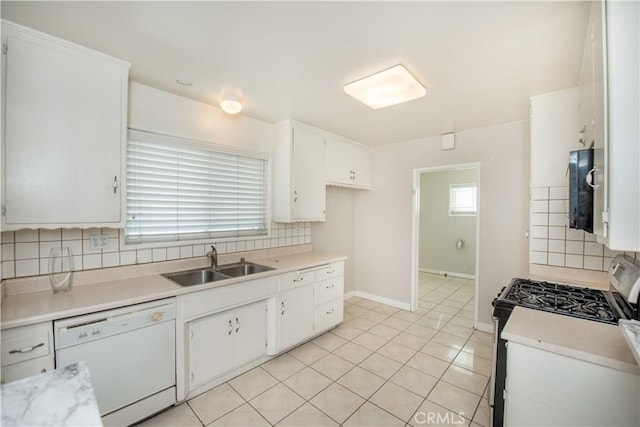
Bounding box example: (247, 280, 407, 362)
(530, 186, 638, 272)
(0, 222, 312, 279)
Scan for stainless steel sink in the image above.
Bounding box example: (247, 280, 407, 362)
(163, 261, 274, 286)
(217, 261, 275, 277)
(163, 268, 231, 287)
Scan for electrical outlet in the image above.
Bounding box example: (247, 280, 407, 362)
(89, 234, 109, 250)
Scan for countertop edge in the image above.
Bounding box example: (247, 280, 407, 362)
(502, 306, 639, 375)
(1, 252, 347, 329)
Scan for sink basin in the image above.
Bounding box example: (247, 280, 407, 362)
(163, 268, 230, 287)
(217, 261, 275, 277)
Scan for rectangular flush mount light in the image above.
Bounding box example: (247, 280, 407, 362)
(344, 64, 426, 109)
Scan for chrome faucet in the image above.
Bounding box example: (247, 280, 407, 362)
(206, 245, 218, 270)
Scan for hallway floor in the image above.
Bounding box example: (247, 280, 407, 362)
(138, 273, 491, 427)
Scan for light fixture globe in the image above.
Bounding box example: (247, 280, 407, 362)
(220, 96, 243, 115)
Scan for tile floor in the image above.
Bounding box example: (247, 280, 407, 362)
(138, 273, 492, 427)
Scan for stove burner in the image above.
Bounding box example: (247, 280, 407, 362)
(500, 279, 620, 324)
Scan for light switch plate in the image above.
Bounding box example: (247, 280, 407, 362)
(89, 234, 109, 250)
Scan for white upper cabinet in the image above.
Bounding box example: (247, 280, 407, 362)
(1, 21, 130, 229)
(529, 88, 579, 188)
(273, 120, 327, 222)
(591, 0, 640, 250)
(326, 138, 373, 190)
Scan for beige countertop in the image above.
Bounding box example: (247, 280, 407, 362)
(502, 306, 639, 374)
(1, 250, 346, 330)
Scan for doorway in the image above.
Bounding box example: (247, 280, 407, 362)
(411, 163, 480, 329)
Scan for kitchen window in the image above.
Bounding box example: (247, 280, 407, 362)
(125, 130, 269, 245)
(449, 183, 477, 216)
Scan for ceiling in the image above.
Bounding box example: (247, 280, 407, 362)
(1, 1, 590, 146)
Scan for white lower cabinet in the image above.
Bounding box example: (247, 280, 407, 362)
(505, 341, 639, 427)
(177, 260, 345, 400)
(277, 284, 315, 351)
(188, 301, 267, 392)
(315, 298, 343, 332)
(1, 322, 54, 384)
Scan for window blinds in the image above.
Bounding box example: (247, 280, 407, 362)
(125, 131, 268, 245)
(449, 184, 477, 216)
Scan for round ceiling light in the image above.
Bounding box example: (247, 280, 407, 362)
(220, 96, 243, 115)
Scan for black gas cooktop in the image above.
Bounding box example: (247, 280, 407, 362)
(493, 278, 622, 324)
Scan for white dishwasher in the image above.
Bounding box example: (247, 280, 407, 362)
(54, 298, 176, 426)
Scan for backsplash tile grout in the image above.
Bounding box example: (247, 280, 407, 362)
(530, 186, 638, 272)
(1, 222, 312, 279)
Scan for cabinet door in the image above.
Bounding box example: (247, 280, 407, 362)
(326, 138, 352, 184)
(578, 15, 595, 148)
(188, 313, 233, 390)
(278, 284, 314, 351)
(351, 144, 373, 188)
(4, 31, 127, 227)
(291, 126, 326, 220)
(1, 355, 54, 385)
(232, 302, 267, 367)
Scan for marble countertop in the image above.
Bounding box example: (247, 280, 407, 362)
(502, 306, 639, 374)
(619, 320, 640, 366)
(1, 361, 102, 426)
(1, 250, 346, 329)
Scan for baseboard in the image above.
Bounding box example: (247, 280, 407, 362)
(419, 268, 475, 280)
(352, 290, 411, 311)
(476, 321, 494, 334)
(343, 290, 357, 300)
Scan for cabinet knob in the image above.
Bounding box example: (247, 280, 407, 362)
(235, 317, 240, 333)
(113, 176, 118, 194)
(228, 319, 233, 335)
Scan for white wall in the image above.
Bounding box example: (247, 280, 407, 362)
(129, 82, 274, 154)
(419, 169, 477, 277)
(311, 187, 356, 293)
(355, 121, 530, 326)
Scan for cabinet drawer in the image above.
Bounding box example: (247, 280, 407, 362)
(314, 278, 344, 305)
(1, 355, 54, 384)
(315, 299, 343, 333)
(314, 263, 344, 281)
(279, 270, 315, 292)
(1, 322, 52, 366)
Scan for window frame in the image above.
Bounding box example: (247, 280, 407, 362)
(448, 183, 477, 217)
(121, 129, 272, 251)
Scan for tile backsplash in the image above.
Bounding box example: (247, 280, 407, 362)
(530, 186, 638, 271)
(0, 222, 311, 279)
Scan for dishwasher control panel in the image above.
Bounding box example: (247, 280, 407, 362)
(54, 299, 176, 349)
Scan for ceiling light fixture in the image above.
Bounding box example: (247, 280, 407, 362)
(344, 64, 426, 110)
(220, 96, 243, 115)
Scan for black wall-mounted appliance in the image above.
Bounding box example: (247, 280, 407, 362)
(568, 148, 594, 233)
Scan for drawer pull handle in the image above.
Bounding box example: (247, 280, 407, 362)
(326, 270, 335, 275)
(281, 301, 286, 315)
(228, 320, 233, 335)
(294, 277, 304, 283)
(236, 317, 240, 333)
(9, 342, 44, 354)
(325, 284, 334, 289)
(326, 309, 335, 314)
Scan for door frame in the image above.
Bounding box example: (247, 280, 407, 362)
(410, 162, 481, 329)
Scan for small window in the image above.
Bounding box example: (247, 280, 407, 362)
(125, 130, 269, 245)
(449, 184, 477, 216)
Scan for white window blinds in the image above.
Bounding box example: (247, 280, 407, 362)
(449, 184, 477, 216)
(125, 131, 269, 245)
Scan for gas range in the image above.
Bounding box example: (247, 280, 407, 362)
(489, 254, 640, 427)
